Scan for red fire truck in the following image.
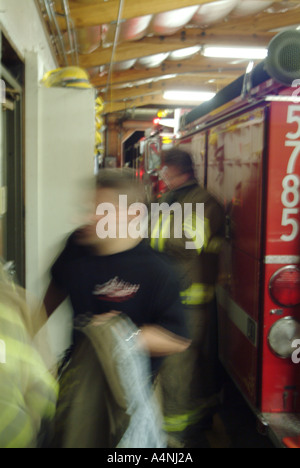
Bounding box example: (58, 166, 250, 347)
(134, 127, 174, 200)
(176, 30, 300, 448)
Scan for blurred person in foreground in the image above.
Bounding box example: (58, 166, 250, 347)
(0, 261, 58, 448)
(150, 148, 225, 447)
(43, 168, 191, 447)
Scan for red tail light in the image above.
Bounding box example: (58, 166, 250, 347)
(269, 266, 300, 308)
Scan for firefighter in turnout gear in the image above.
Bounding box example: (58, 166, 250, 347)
(0, 262, 58, 448)
(150, 148, 225, 447)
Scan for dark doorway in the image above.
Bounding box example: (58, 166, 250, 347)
(1, 33, 25, 286)
(123, 131, 144, 167)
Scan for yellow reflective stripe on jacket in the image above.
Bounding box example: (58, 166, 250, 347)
(150, 214, 161, 250)
(180, 283, 215, 305)
(163, 404, 211, 433)
(151, 211, 212, 254)
(163, 395, 220, 433)
(0, 304, 58, 448)
(0, 408, 35, 448)
(150, 212, 171, 252)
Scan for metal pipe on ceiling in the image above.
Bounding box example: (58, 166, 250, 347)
(105, 0, 126, 101)
(61, 0, 79, 65)
(40, 0, 68, 65)
(39, 0, 79, 66)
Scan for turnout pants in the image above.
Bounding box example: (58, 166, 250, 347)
(158, 301, 220, 441)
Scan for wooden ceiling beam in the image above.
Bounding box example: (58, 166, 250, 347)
(100, 75, 233, 103)
(91, 56, 245, 89)
(104, 98, 157, 114)
(104, 88, 222, 113)
(78, 32, 270, 68)
(103, 75, 234, 105)
(94, 72, 244, 92)
(104, 93, 179, 114)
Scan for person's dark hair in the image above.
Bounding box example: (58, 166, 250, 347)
(96, 168, 146, 204)
(162, 148, 195, 178)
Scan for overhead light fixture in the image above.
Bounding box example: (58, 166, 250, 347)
(203, 46, 268, 60)
(163, 91, 216, 102)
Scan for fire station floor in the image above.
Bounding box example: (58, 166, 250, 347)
(184, 378, 276, 449)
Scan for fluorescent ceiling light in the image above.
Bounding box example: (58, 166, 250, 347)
(164, 91, 216, 102)
(203, 46, 268, 60)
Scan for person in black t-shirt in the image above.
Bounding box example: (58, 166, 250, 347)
(44, 169, 190, 375)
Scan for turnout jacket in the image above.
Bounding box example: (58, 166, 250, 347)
(0, 286, 58, 448)
(151, 179, 225, 306)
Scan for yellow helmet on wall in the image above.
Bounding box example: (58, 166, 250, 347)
(42, 67, 93, 89)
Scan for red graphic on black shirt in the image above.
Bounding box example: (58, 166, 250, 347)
(93, 277, 140, 302)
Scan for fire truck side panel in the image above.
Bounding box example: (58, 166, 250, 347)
(182, 108, 266, 407)
(180, 99, 300, 418)
(261, 102, 300, 413)
(207, 109, 265, 260)
(218, 288, 259, 406)
(217, 244, 260, 406)
(190, 133, 207, 187)
(208, 109, 266, 407)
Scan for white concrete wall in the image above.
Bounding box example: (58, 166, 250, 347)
(0, 1, 96, 358)
(24, 64, 95, 360)
(39, 87, 96, 296)
(36, 86, 96, 358)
